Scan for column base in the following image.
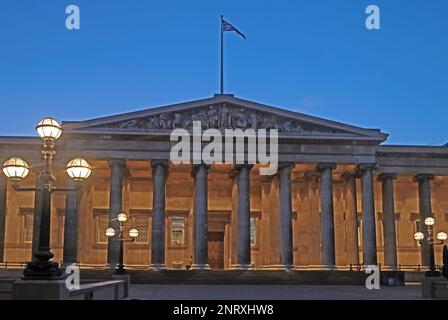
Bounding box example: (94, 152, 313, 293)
(107, 263, 118, 271)
(381, 265, 399, 271)
(302, 264, 338, 271)
(61, 262, 78, 270)
(261, 264, 294, 271)
(190, 264, 211, 271)
(230, 264, 253, 270)
(149, 264, 166, 271)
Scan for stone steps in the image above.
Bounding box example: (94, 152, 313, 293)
(79, 269, 372, 285)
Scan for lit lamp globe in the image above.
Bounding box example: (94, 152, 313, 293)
(66, 158, 92, 181)
(424, 217, 436, 227)
(36, 118, 62, 141)
(105, 228, 116, 238)
(129, 228, 139, 239)
(437, 232, 448, 242)
(2, 157, 30, 181)
(117, 213, 128, 223)
(414, 232, 425, 242)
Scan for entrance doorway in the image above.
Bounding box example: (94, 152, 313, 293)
(208, 232, 225, 269)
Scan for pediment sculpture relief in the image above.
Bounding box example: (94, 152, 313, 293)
(98, 104, 344, 134)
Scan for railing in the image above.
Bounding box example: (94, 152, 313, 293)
(398, 264, 442, 271)
(69, 280, 128, 300)
(348, 264, 383, 271)
(1, 261, 441, 272)
(0, 261, 27, 269)
(348, 263, 442, 272)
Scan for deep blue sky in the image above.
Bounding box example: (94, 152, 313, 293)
(0, 0, 447, 145)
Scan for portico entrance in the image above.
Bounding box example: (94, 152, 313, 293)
(208, 232, 224, 269)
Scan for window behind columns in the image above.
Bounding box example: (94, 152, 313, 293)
(410, 213, 421, 248)
(93, 208, 110, 244)
(357, 212, 363, 249)
(250, 211, 261, 247)
(171, 217, 185, 246)
(56, 209, 65, 245)
(250, 217, 257, 246)
(132, 215, 149, 244)
(19, 208, 34, 244)
(97, 215, 109, 245)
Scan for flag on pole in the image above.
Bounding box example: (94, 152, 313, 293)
(220, 16, 246, 94)
(222, 18, 246, 40)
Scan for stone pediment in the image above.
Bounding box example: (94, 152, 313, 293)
(94, 103, 343, 134)
(63, 95, 388, 142)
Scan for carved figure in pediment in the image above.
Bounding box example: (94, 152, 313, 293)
(261, 117, 274, 130)
(159, 113, 172, 129)
(207, 106, 219, 128)
(119, 119, 138, 129)
(218, 104, 230, 127)
(190, 111, 206, 129)
(249, 113, 258, 130)
(148, 116, 159, 129)
(234, 109, 248, 129)
(172, 113, 182, 129)
(283, 120, 299, 133)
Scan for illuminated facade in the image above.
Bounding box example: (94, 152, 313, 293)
(1, 94, 447, 270)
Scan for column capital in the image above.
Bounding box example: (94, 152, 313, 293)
(191, 163, 211, 177)
(413, 174, 435, 183)
(229, 163, 254, 179)
(377, 173, 397, 182)
(234, 163, 254, 170)
(151, 159, 169, 169)
(356, 163, 378, 174)
(108, 159, 126, 168)
(316, 162, 337, 172)
(278, 162, 296, 170)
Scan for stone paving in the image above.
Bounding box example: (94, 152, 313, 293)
(129, 284, 424, 300)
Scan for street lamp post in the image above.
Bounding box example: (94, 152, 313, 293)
(414, 217, 447, 277)
(105, 213, 139, 275)
(2, 118, 92, 279)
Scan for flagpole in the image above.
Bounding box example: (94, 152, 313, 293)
(220, 15, 224, 94)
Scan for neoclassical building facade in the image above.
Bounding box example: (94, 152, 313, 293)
(0, 94, 447, 270)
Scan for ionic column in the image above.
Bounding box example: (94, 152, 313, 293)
(358, 164, 377, 266)
(414, 174, 434, 267)
(150, 160, 168, 270)
(317, 163, 337, 268)
(341, 173, 359, 266)
(108, 160, 125, 269)
(191, 164, 210, 270)
(235, 164, 253, 269)
(63, 181, 80, 267)
(0, 174, 7, 262)
(378, 173, 398, 269)
(278, 163, 294, 269)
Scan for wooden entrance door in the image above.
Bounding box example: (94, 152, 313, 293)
(208, 232, 225, 269)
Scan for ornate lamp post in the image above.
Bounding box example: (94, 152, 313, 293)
(414, 217, 447, 277)
(105, 212, 139, 275)
(2, 118, 92, 279)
